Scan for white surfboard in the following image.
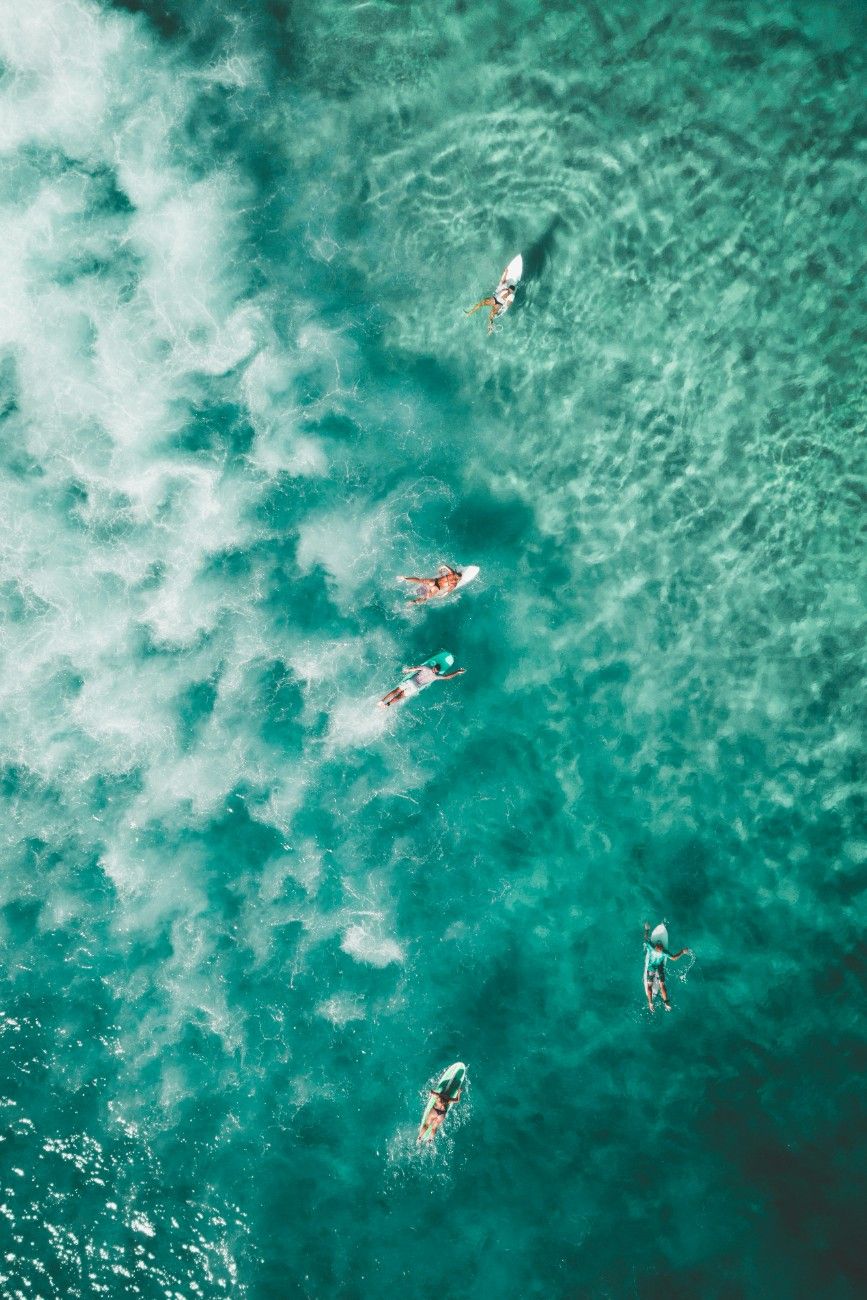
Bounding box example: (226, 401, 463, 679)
(500, 253, 523, 287)
(492, 256, 522, 317)
(454, 565, 479, 591)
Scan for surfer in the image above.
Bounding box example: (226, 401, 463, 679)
(465, 281, 516, 334)
(465, 255, 521, 334)
(378, 659, 466, 708)
(422, 1087, 461, 1140)
(643, 922, 690, 1012)
(398, 564, 462, 603)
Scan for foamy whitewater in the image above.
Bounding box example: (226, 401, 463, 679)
(0, 1, 864, 1296)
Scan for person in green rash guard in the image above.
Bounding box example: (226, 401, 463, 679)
(643, 922, 690, 1012)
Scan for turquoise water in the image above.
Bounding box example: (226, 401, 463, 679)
(1, 0, 865, 1295)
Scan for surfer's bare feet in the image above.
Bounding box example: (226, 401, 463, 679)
(664, 1002, 672, 1011)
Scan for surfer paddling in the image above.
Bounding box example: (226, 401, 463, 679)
(378, 658, 466, 708)
(399, 564, 462, 603)
(418, 1087, 461, 1143)
(465, 283, 516, 334)
(643, 922, 690, 1012)
(465, 254, 522, 334)
(418, 1063, 466, 1144)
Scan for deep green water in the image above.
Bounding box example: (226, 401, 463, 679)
(1, 0, 865, 1296)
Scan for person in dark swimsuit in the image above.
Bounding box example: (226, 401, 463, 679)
(465, 281, 516, 334)
(399, 564, 463, 604)
(425, 1087, 461, 1138)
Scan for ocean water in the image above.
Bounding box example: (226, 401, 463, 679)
(0, 0, 864, 1296)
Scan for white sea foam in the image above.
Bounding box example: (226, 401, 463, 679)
(325, 696, 390, 748)
(0, 1, 396, 1113)
(315, 994, 366, 1025)
(296, 500, 400, 610)
(242, 326, 354, 477)
(341, 923, 404, 968)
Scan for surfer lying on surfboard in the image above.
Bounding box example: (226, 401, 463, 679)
(643, 921, 691, 1012)
(418, 1062, 466, 1144)
(398, 564, 463, 603)
(378, 657, 466, 708)
(465, 254, 522, 334)
(419, 1087, 461, 1142)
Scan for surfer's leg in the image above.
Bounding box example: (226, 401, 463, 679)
(465, 297, 495, 316)
(487, 303, 500, 334)
(379, 688, 404, 707)
(659, 977, 672, 1010)
(645, 979, 655, 1012)
(400, 577, 436, 602)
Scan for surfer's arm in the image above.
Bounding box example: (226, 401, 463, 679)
(402, 666, 422, 674)
(670, 949, 688, 960)
(439, 668, 466, 680)
(465, 297, 496, 315)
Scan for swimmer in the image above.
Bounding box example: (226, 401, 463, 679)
(378, 659, 466, 708)
(420, 1086, 461, 1141)
(643, 921, 691, 1012)
(398, 564, 462, 604)
(465, 280, 517, 334)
